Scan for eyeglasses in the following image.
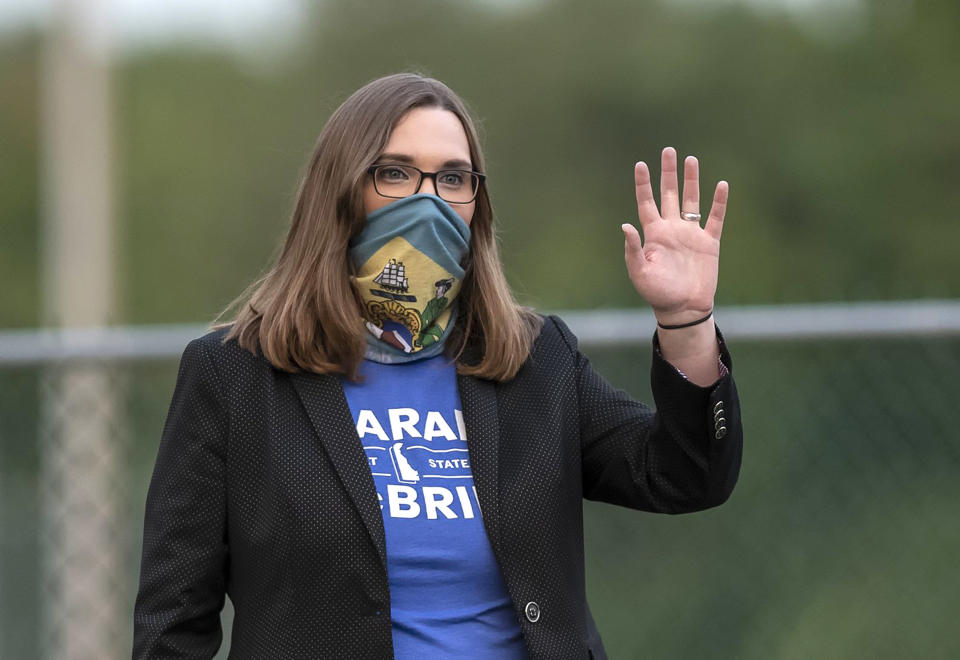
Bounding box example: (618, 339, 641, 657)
(367, 164, 486, 204)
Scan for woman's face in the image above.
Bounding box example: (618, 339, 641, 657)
(363, 106, 476, 227)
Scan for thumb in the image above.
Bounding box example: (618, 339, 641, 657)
(622, 222, 645, 264)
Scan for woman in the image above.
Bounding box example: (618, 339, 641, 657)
(133, 72, 742, 659)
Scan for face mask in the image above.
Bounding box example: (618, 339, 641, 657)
(349, 193, 472, 364)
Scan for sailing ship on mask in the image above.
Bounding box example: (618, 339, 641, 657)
(370, 258, 416, 303)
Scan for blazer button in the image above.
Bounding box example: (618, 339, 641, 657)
(524, 601, 541, 623)
(715, 426, 727, 440)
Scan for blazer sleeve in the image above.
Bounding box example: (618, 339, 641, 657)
(133, 338, 229, 659)
(548, 314, 743, 514)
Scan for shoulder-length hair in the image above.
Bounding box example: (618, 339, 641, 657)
(212, 72, 543, 382)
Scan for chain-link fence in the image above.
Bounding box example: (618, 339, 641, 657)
(1, 304, 958, 659)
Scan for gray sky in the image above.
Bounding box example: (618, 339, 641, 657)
(0, 0, 865, 54)
(0, 0, 306, 53)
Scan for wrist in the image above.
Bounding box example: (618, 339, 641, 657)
(654, 306, 714, 328)
(656, 309, 713, 330)
(655, 317, 722, 386)
(656, 316, 718, 359)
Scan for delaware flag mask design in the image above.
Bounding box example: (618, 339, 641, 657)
(349, 193, 472, 364)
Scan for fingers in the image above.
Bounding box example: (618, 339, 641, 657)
(704, 180, 729, 240)
(634, 161, 660, 229)
(637, 149, 724, 237)
(660, 147, 681, 219)
(682, 155, 700, 219)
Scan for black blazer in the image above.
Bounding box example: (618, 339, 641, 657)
(133, 314, 742, 659)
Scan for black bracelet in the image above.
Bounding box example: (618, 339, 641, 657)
(657, 310, 714, 330)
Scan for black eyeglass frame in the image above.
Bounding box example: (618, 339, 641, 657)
(366, 164, 487, 204)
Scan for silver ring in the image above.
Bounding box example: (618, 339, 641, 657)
(680, 211, 701, 222)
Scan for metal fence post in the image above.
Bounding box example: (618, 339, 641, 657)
(39, 363, 124, 660)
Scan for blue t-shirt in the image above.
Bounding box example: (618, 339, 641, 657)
(340, 355, 527, 659)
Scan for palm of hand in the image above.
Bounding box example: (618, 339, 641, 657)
(622, 147, 728, 324)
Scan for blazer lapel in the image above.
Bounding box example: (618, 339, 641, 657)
(289, 370, 387, 572)
(457, 372, 502, 556)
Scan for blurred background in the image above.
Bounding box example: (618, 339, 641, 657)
(2, 0, 958, 657)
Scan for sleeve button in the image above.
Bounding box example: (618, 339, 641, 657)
(715, 426, 727, 440)
(525, 601, 541, 623)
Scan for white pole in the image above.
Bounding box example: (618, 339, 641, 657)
(39, 0, 122, 658)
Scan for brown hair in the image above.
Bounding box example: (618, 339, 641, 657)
(212, 72, 542, 382)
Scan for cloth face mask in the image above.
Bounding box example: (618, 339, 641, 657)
(349, 193, 472, 364)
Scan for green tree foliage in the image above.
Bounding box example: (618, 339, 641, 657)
(0, 33, 40, 327)
(1, 0, 958, 323)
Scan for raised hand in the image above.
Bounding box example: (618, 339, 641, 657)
(622, 147, 728, 328)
